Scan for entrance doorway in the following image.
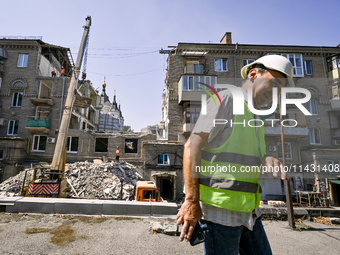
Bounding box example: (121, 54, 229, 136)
(157, 177, 174, 201)
(330, 181, 340, 207)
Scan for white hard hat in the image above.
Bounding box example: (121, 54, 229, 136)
(241, 55, 295, 87)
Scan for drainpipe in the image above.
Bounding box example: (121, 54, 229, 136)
(234, 43, 238, 86)
(59, 78, 66, 128)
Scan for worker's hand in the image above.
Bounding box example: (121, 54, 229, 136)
(262, 156, 287, 180)
(176, 200, 202, 242)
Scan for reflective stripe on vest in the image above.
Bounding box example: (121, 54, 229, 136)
(201, 150, 260, 166)
(199, 174, 262, 193)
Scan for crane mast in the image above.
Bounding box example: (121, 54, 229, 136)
(50, 16, 92, 174)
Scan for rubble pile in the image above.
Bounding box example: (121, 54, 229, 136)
(313, 216, 340, 226)
(0, 160, 143, 199)
(0, 169, 31, 197)
(64, 161, 143, 199)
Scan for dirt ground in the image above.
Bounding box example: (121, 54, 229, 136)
(1, 213, 340, 255)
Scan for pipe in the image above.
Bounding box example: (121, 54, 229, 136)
(234, 43, 238, 86)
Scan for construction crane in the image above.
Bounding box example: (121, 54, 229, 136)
(21, 16, 92, 197)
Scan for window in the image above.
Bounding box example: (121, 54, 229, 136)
(184, 107, 200, 124)
(11, 92, 23, 107)
(327, 57, 340, 72)
(7, 120, 19, 135)
(182, 76, 216, 91)
(185, 60, 204, 74)
(32, 135, 47, 151)
(66, 137, 79, 153)
(214, 59, 228, 71)
(0, 150, 3, 160)
(277, 142, 292, 159)
(281, 54, 303, 77)
(243, 59, 255, 66)
(304, 60, 312, 75)
(125, 138, 138, 154)
(143, 190, 157, 200)
(309, 129, 321, 144)
(158, 154, 170, 165)
(17, 54, 28, 67)
(305, 100, 318, 115)
(95, 138, 108, 152)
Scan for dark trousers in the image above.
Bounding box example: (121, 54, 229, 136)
(200, 217, 272, 255)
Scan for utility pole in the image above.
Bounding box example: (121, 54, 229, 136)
(50, 16, 92, 174)
(279, 97, 295, 229)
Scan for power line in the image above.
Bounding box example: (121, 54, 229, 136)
(88, 68, 163, 77)
(72, 50, 158, 59)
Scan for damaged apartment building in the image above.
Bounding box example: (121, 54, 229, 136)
(160, 32, 340, 205)
(96, 83, 184, 201)
(0, 38, 102, 181)
(0, 38, 184, 201)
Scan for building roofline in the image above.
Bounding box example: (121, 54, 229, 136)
(177, 42, 340, 50)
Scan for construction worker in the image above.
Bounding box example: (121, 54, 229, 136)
(51, 70, 56, 77)
(177, 55, 294, 254)
(115, 146, 121, 163)
(60, 66, 66, 76)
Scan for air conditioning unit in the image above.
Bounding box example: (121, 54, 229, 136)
(268, 146, 277, 151)
(333, 140, 340, 146)
(47, 137, 56, 143)
(0, 118, 7, 126)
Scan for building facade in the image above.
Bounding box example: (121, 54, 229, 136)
(160, 32, 340, 204)
(0, 38, 183, 202)
(0, 38, 102, 181)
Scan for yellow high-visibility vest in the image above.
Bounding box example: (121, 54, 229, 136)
(199, 101, 266, 212)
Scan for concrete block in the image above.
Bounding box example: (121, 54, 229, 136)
(0, 196, 23, 206)
(103, 201, 151, 216)
(151, 202, 177, 215)
(6, 197, 56, 214)
(55, 199, 103, 215)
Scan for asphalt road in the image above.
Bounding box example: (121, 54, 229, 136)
(0, 212, 339, 255)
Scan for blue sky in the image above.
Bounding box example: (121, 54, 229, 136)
(2, 0, 339, 131)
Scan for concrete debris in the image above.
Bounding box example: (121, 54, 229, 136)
(325, 217, 340, 225)
(64, 160, 142, 200)
(0, 161, 143, 200)
(312, 216, 340, 226)
(149, 221, 178, 236)
(0, 169, 29, 197)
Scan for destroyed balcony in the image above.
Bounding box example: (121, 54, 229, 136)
(178, 75, 217, 104)
(25, 118, 51, 134)
(30, 97, 53, 106)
